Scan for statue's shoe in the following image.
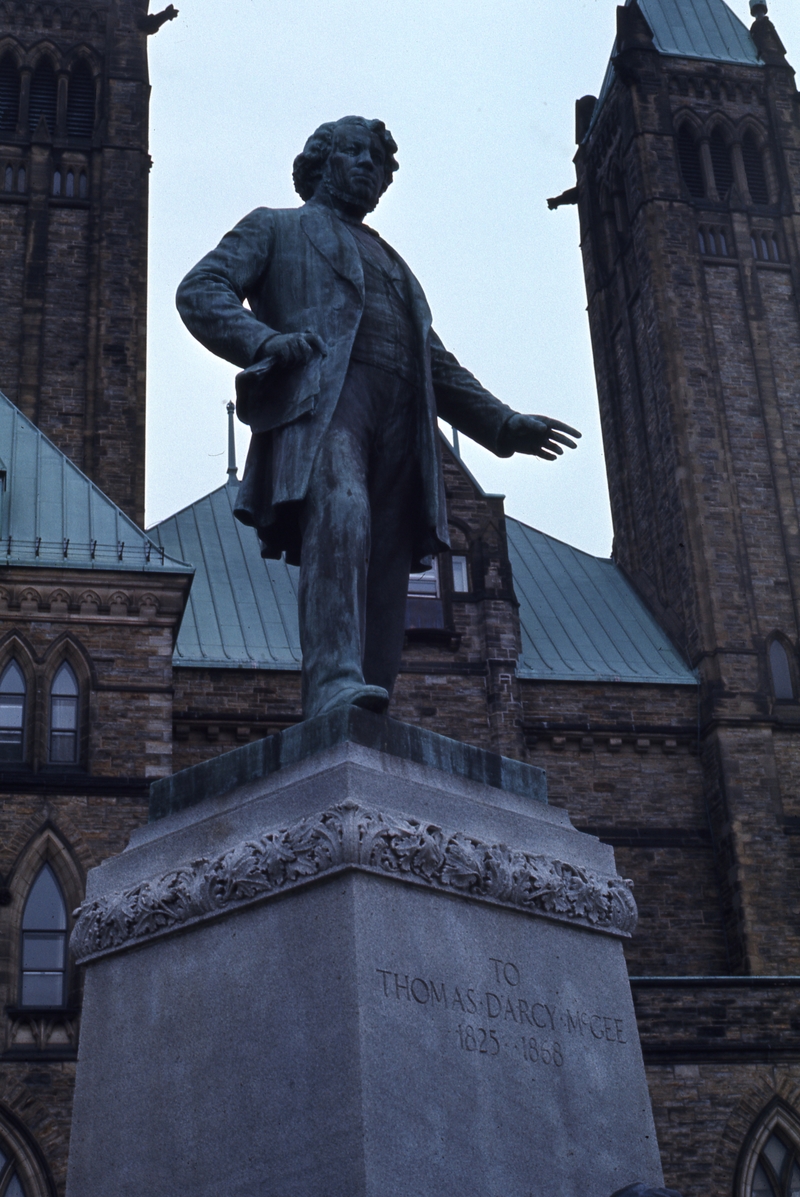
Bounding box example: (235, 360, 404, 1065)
(314, 684, 390, 718)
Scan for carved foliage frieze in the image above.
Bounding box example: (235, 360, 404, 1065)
(71, 801, 637, 963)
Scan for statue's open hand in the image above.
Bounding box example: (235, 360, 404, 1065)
(498, 413, 581, 461)
(259, 331, 328, 369)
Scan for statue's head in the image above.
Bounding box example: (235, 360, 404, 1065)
(293, 116, 399, 214)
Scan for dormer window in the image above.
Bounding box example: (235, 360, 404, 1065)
(408, 562, 439, 597)
(452, 556, 469, 593)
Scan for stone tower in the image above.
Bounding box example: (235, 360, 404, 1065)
(0, 0, 171, 525)
(574, 0, 800, 976)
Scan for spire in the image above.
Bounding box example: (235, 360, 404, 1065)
(227, 401, 238, 482)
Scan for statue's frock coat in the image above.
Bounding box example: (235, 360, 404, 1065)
(176, 201, 515, 566)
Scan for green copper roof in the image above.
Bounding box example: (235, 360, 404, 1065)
(152, 472, 695, 686)
(507, 520, 696, 685)
(636, 0, 761, 65)
(584, 0, 761, 142)
(0, 392, 192, 574)
(151, 480, 302, 671)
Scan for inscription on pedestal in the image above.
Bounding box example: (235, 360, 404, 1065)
(375, 954, 628, 1070)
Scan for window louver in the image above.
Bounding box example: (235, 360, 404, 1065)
(709, 129, 734, 199)
(0, 56, 20, 135)
(67, 62, 94, 138)
(742, 131, 769, 205)
(677, 126, 705, 198)
(28, 59, 57, 134)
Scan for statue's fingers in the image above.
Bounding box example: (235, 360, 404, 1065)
(534, 446, 558, 461)
(548, 418, 582, 438)
(543, 441, 564, 456)
(533, 416, 581, 438)
(304, 333, 329, 356)
(550, 431, 578, 449)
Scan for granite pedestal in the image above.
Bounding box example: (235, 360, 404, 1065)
(66, 710, 663, 1197)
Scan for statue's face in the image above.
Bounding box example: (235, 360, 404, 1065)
(321, 122, 387, 212)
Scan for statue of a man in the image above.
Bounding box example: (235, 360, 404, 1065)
(177, 116, 580, 720)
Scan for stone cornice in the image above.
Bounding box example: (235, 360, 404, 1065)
(71, 800, 638, 963)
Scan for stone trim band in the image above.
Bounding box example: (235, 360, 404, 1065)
(71, 800, 637, 962)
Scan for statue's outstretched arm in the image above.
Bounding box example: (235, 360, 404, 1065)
(430, 329, 580, 459)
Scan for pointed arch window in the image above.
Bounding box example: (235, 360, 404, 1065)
(0, 55, 20, 134)
(49, 661, 78, 763)
(3, 164, 11, 192)
(0, 660, 25, 763)
(710, 128, 734, 199)
(0, 1145, 26, 1197)
(28, 59, 56, 134)
(20, 864, 67, 1007)
(66, 60, 94, 138)
(769, 640, 795, 700)
(743, 131, 770, 205)
(750, 1130, 800, 1197)
(677, 125, 705, 198)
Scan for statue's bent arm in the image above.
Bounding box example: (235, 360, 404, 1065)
(176, 207, 280, 369)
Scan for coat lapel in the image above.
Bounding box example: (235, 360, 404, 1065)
(300, 203, 364, 300)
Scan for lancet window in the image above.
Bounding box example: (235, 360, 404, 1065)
(769, 640, 795, 700)
(49, 661, 79, 763)
(20, 864, 68, 1008)
(0, 660, 25, 763)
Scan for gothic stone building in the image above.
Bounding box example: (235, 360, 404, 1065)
(0, 0, 799, 1194)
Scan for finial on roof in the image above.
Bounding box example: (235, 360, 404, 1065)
(750, 0, 768, 16)
(227, 401, 238, 481)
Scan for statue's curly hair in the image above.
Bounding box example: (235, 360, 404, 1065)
(292, 116, 399, 202)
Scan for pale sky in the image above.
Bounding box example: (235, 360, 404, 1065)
(143, 0, 800, 557)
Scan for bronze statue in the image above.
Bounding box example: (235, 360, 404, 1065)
(177, 116, 580, 720)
